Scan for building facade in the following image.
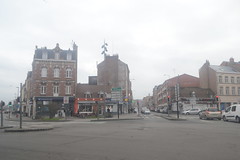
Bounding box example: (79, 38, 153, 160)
(74, 82, 112, 116)
(26, 43, 78, 118)
(199, 58, 240, 110)
(153, 74, 214, 112)
(97, 54, 133, 113)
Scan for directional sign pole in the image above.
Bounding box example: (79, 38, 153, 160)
(20, 83, 23, 129)
(1, 101, 3, 127)
(117, 102, 119, 119)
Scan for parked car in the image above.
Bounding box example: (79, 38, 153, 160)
(199, 107, 221, 120)
(141, 107, 150, 114)
(222, 104, 240, 123)
(182, 108, 201, 115)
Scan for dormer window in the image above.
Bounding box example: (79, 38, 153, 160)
(98, 91, 104, 98)
(67, 53, 72, 60)
(84, 92, 92, 98)
(55, 52, 60, 60)
(42, 52, 48, 59)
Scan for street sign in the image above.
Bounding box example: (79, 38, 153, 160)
(111, 87, 122, 91)
(63, 96, 69, 104)
(111, 87, 122, 101)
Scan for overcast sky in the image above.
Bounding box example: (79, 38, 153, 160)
(1, 0, 240, 102)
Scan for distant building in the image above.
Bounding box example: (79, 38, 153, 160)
(97, 54, 133, 113)
(25, 43, 78, 119)
(153, 74, 214, 112)
(199, 58, 240, 110)
(74, 83, 112, 116)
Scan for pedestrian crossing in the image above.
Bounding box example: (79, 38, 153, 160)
(141, 114, 163, 119)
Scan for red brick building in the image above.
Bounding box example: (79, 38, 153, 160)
(27, 43, 78, 118)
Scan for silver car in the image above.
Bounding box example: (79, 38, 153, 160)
(182, 108, 201, 115)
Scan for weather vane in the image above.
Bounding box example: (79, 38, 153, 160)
(101, 40, 108, 56)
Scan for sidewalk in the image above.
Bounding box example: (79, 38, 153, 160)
(4, 125, 54, 132)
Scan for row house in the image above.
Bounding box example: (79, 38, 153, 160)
(153, 74, 214, 112)
(199, 58, 240, 110)
(74, 76, 112, 116)
(97, 54, 133, 113)
(24, 43, 78, 119)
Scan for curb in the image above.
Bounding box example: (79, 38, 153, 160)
(4, 126, 54, 132)
(0, 126, 14, 129)
(91, 117, 144, 122)
(6, 119, 72, 123)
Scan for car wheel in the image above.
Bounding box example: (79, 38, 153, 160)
(218, 118, 221, 120)
(199, 115, 202, 119)
(236, 117, 240, 123)
(223, 116, 227, 121)
(186, 112, 190, 115)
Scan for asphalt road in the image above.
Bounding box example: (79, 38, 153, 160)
(1, 113, 240, 160)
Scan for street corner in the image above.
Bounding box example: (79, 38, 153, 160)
(4, 125, 54, 132)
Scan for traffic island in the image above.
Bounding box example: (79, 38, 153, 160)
(4, 125, 53, 132)
(91, 117, 144, 122)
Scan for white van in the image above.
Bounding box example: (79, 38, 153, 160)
(222, 104, 240, 123)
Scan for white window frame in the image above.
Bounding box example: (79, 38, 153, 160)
(218, 76, 222, 83)
(42, 52, 48, 59)
(41, 67, 47, 77)
(237, 77, 240, 84)
(226, 87, 229, 95)
(53, 86, 59, 95)
(40, 86, 46, 94)
(54, 68, 60, 78)
(231, 77, 235, 84)
(67, 53, 72, 60)
(65, 85, 71, 95)
(232, 87, 236, 95)
(225, 76, 228, 83)
(66, 68, 72, 78)
(219, 87, 223, 95)
(84, 92, 91, 98)
(55, 52, 60, 60)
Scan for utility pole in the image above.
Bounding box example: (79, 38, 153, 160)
(20, 83, 23, 129)
(175, 83, 180, 119)
(1, 101, 4, 127)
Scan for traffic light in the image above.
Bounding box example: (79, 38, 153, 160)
(215, 96, 219, 101)
(0, 101, 5, 107)
(17, 97, 20, 102)
(167, 96, 170, 102)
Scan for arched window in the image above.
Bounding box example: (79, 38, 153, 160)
(54, 68, 60, 78)
(41, 67, 47, 77)
(66, 68, 72, 78)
